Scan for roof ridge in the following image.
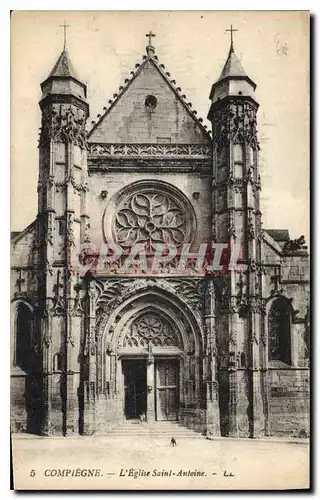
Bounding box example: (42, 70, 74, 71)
(87, 52, 211, 140)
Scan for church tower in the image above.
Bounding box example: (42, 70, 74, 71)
(208, 28, 265, 437)
(36, 33, 90, 435)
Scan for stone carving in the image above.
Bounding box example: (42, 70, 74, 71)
(51, 269, 64, 316)
(67, 325, 75, 347)
(95, 278, 205, 340)
(66, 213, 75, 247)
(213, 99, 259, 151)
(47, 214, 53, 245)
(214, 276, 229, 307)
(84, 325, 96, 356)
(247, 215, 255, 240)
(248, 258, 257, 272)
(260, 329, 267, 347)
(73, 275, 85, 316)
(115, 191, 187, 249)
(96, 280, 127, 327)
(88, 280, 100, 311)
(147, 343, 154, 364)
(283, 235, 306, 252)
(228, 212, 236, 238)
(89, 143, 211, 158)
(236, 272, 249, 317)
(39, 106, 87, 148)
(169, 278, 206, 313)
(270, 272, 284, 296)
(124, 312, 182, 348)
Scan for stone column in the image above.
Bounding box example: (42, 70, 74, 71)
(204, 279, 221, 436)
(40, 310, 54, 436)
(147, 347, 155, 421)
(228, 367, 239, 437)
(82, 282, 98, 435)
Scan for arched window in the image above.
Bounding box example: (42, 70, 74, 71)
(53, 353, 62, 372)
(240, 353, 246, 368)
(15, 302, 33, 372)
(268, 297, 291, 364)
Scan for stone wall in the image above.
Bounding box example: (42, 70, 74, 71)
(10, 372, 28, 433)
(268, 368, 309, 437)
(11, 223, 35, 268)
(179, 408, 207, 434)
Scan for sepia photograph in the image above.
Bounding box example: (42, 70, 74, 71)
(10, 10, 310, 490)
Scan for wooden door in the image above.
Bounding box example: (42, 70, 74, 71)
(155, 359, 179, 421)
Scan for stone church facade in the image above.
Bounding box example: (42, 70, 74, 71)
(11, 32, 310, 438)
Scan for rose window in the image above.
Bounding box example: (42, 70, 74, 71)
(123, 313, 182, 348)
(114, 190, 191, 249)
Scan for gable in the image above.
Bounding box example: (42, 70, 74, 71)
(88, 59, 210, 144)
(11, 221, 35, 268)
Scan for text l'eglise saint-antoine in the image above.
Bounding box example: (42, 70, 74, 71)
(119, 468, 206, 478)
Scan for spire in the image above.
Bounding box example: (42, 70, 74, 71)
(40, 21, 87, 101)
(208, 28, 257, 119)
(48, 48, 80, 80)
(217, 25, 250, 83)
(218, 45, 248, 82)
(44, 21, 81, 82)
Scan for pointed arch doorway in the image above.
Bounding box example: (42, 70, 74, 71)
(119, 310, 182, 422)
(99, 285, 203, 429)
(121, 357, 180, 421)
(123, 358, 147, 419)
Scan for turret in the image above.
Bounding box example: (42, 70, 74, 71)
(36, 36, 89, 436)
(208, 29, 264, 438)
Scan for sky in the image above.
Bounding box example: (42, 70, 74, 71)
(11, 10, 309, 243)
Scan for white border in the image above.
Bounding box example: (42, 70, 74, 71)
(3, 3, 316, 498)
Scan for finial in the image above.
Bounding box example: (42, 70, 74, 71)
(225, 24, 238, 52)
(145, 30, 156, 56)
(59, 21, 70, 50)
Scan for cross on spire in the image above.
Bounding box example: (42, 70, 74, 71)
(59, 21, 70, 50)
(225, 24, 238, 51)
(145, 30, 156, 56)
(146, 30, 156, 46)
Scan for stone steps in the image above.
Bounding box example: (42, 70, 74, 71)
(105, 420, 204, 439)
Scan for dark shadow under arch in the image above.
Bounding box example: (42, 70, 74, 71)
(268, 296, 291, 365)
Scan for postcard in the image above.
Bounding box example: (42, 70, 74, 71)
(11, 10, 310, 490)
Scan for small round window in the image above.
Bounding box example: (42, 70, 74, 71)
(145, 95, 158, 110)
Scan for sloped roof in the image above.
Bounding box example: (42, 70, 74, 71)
(213, 43, 256, 90)
(87, 44, 211, 141)
(47, 48, 81, 81)
(219, 45, 248, 81)
(11, 220, 36, 245)
(265, 229, 290, 242)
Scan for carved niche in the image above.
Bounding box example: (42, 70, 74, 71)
(123, 312, 182, 349)
(39, 106, 87, 148)
(213, 99, 259, 152)
(112, 184, 195, 250)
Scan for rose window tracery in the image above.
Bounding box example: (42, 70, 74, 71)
(114, 188, 193, 250)
(123, 313, 182, 348)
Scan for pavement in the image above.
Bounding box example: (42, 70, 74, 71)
(11, 433, 310, 491)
